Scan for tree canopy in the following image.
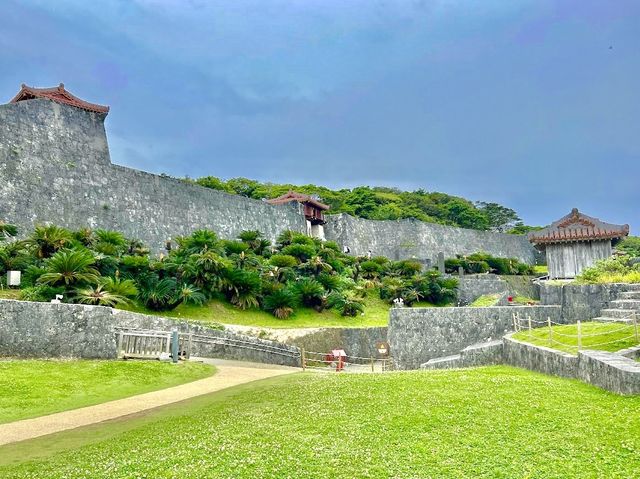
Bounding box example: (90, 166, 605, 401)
(193, 176, 534, 233)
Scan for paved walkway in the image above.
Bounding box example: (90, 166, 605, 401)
(0, 359, 298, 446)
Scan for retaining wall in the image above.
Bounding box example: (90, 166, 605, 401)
(539, 283, 626, 322)
(456, 275, 509, 305)
(265, 326, 387, 358)
(502, 335, 640, 395)
(0, 299, 300, 366)
(388, 305, 563, 370)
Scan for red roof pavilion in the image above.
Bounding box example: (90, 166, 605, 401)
(10, 83, 110, 115)
(267, 191, 329, 225)
(528, 208, 629, 245)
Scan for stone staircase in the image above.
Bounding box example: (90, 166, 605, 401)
(593, 284, 640, 323)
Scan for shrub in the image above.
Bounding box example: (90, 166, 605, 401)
(120, 255, 150, 275)
(136, 273, 204, 311)
(327, 291, 364, 317)
(37, 249, 100, 287)
(616, 236, 640, 257)
(176, 230, 221, 255)
(27, 225, 73, 259)
(20, 285, 65, 302)
(360, 260, 383, 279)
(224, 269, 262, 310)
(263, 288, 297, 319)
(576, 257, 640, 284)
(291, 278, 325, 309)
(223, 240, 250, 255)
(100, 276, 138, 299)
(0, 222, 18, 241)
(317, 273, 342, 292)
(75, 284, 130, 307)
(270, 254, 298, 268)
(281, 244, 316, 262)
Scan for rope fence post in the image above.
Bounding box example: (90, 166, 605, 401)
(512, 313, 517, 332)
(370, 356, 375, 373)
(547, 317, 552, 347)
(300, 348, 306, 371)
(117, 331, 123, 359)
(634, 313, 639, 343)
(528, 316, 532, 342)
(577, 320, 582, 351)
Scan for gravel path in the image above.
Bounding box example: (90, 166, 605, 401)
(0, 359, 298, 446)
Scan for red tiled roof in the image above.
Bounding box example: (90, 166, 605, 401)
(529, 208, 629, 245)
(266, 191, 330, 210)
(10, 83, 109, 114)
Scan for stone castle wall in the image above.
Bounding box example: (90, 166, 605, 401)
(0, 99, 307, 248)
(324, 214, 537, 264)
(1, 98, 538, 262)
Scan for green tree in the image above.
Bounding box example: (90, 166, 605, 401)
(476, 202, 521, 233)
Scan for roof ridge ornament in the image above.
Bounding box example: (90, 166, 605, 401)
(529, 209, 629, 245)
(8, 83, 109, 115)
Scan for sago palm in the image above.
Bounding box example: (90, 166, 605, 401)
(37, 249, 100, 287)
(75, 284, 130, 307)
(27, 225, 73, 259)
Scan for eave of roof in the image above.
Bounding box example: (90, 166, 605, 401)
(10, 83, 110, 114)
(528, 208, 629, 245)
(266, 191, 330, 210)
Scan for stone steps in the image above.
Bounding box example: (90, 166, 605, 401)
(619, 291, 640, 300)
(598, 308, 638, 320)
(609, 299, 640, 310)
(592, 316, 634, 324)
(618, 284, 640, 292)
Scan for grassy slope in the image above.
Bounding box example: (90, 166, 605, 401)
(0, 289, 21, 300)
(1, 367, 638, 478)
(0, 360, 215, 424)
(120, 291, 396, 329)
(512, 321, 640, 354)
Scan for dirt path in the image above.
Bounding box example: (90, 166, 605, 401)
(0, 359, 298, 446)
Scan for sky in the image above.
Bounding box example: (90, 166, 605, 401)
(1, 0, 638, 231)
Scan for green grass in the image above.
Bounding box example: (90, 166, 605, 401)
(1, 367, 638, 478)
(533, 264, 548, 275)
(0, 289, 21, 300)
(470, 294, 501, 307)
(512, 321, 640, 354)
(120, 291, 393, 329)
(470, 294, 538, 307)
(0, 360, 215, 424)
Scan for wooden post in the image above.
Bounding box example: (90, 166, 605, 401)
(512, 313, 517, 332)
(577, 320, 582, 351)
(117, 331, 123, 359)
(634, 313, 639, 343)
(370, 356, 375, 373)
(528, 316, 532, 341)
(187, 333, 193, 360)
(171, 330, 179, 364)
(300, 348, 306, 371)
(548, 317, 553, 347)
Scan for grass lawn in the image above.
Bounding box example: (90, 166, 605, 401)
(120, 291, 395, 329)
(0, 360, 215, 424)
(0, 289, 21, 300)
(0, 366, 638, 478)
(512, 321, 640, 354)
